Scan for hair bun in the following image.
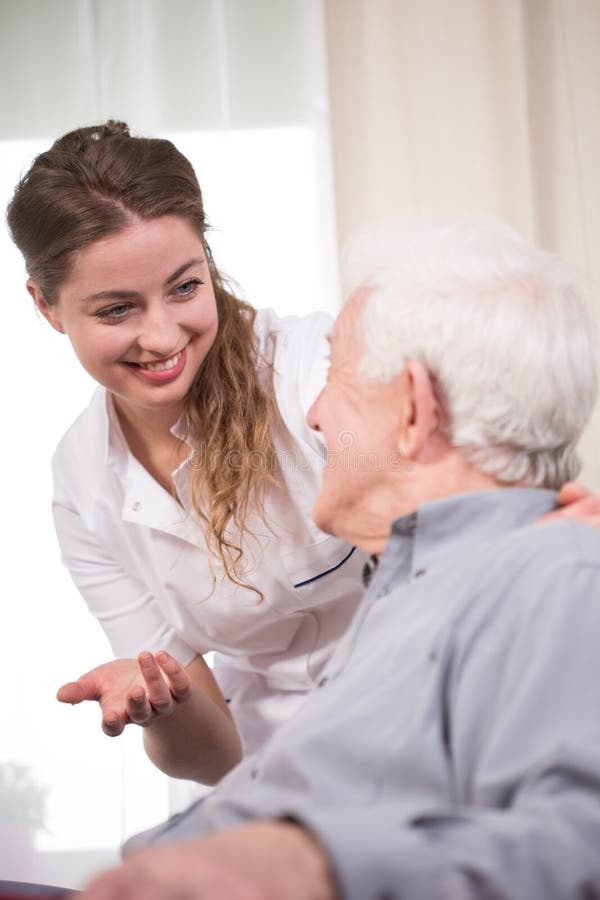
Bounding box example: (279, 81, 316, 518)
(49, 121, 131, 156)
(101, 120, 130, 138)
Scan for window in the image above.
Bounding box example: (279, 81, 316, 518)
(0, 2, 337, 887)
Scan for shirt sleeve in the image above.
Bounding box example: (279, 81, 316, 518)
(290, 557, 600, 900)
(52, 492, 197, 666)
(262, 309, 333, 455)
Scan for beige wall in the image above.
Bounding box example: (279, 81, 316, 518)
(325, 0, 600, 488)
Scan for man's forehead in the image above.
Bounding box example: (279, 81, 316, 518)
(331, 287, 368, 351)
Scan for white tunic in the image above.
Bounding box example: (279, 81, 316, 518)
(51, 309, 368, 751)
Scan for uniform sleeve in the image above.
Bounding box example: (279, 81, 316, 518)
(291, 559, 600, 900)
(266, 309, 334, 454)
(291, 310, 334, 417)
(52, 492, 197, 666)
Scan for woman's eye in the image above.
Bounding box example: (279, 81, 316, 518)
(95, 303, 131, 322)
(174, 278, 203, 298)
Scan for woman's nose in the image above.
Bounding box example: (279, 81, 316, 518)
(136, 306, 181, 356)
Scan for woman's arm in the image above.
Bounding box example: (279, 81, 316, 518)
(141, 654, 243, 783)
(57, 653, 243, 784)
(52, 476, 243, 783)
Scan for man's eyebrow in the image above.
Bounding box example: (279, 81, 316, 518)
(80, 258, 206, 304)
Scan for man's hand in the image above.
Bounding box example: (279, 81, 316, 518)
(56, 651, 192, 737)
(81, 821, 337, 900)
(540, 481, 600, 528)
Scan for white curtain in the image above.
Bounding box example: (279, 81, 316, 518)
(324, 0, 600, 489)
(0, 0, 334, 887)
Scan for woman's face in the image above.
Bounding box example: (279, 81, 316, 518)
(30, 215, 219, 426)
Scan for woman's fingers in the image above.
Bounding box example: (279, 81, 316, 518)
(556, 480, 589, 505)
(126, 685, 155, 726)
(56, 668, 108, 704)
(137, 652, 176, 716)
(56, 680, 87, 704)
(101, 703, 128, 736)
(127, 652, 193, 725)
(542, 491, 600, 526)
(156, 651, 193, 702)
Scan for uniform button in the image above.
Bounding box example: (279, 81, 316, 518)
(132, 501, 142, 511)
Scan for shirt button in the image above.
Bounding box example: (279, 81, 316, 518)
(250, 768, 259, 780)
(414, 568, 426, 578)
(131, 501, 142, 511)
(318, 677, 329, 688)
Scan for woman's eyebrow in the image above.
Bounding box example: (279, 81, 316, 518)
(80, 257, 206, 304)
(81, 287, 138, 304)
(165, 257, 205, 285)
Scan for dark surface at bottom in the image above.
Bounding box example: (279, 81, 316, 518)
(0, 881, 75, 898)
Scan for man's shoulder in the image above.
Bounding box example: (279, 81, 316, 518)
(498, 516, 600, 574)
(462, 517, 600, 640)
(409, 516, 600, 690)
(410, 512, 600, 643)
(416, 490, 600, 600)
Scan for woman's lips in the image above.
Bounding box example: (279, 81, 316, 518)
(128, 347, 187, 383)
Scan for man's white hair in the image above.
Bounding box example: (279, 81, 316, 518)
(344, 217, 598, 489)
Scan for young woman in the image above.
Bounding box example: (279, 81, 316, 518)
(7, 121, 367, 784)
(7, 122, 597, 785)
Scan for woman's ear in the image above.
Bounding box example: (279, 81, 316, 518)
(27, 279, 64, 333)
(396, 359, 440, 459)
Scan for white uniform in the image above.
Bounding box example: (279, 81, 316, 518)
(51, 309, 367, 752)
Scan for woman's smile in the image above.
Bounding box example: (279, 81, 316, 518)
(127, 347, 188, 383)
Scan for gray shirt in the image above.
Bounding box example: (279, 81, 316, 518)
(140, 488, 600, 899)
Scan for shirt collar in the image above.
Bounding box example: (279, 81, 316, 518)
(367, 488, 558, 599)
(104, 389, 128, 473)
(103, 389, 191, 472)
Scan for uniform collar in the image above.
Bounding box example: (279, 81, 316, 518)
(104, 389, 129, 474)
(367, 488, 558, 599)
(103, 388, 192, 471)
(100, 389, 203, 543)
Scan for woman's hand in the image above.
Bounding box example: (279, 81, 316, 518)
(56, 651, 192, 737)
(58, 653, 242, 782)
(541, 481, 600, 528)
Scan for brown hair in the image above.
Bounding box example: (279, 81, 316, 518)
(7, 120, 277, 597)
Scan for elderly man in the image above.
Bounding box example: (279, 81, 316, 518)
(82, 220, 600, 900)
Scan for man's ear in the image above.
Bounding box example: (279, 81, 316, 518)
(396, 359, 439, 458)
(27, 279, 64, 333)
